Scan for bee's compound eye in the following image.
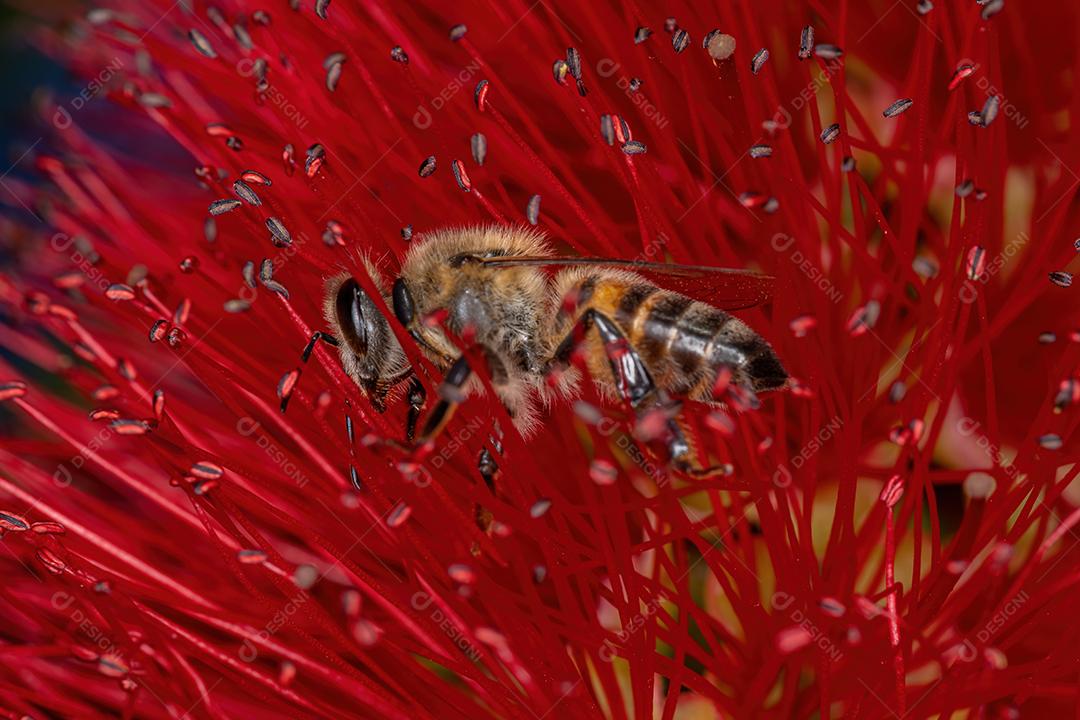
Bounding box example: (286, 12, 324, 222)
(335, 279, 367, 355)
(392, 278, 415, 326)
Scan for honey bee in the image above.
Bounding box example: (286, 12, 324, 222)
(318, 225, 787, 476)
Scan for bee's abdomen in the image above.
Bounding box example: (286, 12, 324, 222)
(612, 283, 787, 398)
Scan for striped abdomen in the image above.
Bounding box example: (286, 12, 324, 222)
(566, 275, 787, 401)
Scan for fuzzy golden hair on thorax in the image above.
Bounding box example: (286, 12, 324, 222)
(396, 225, 557, 435)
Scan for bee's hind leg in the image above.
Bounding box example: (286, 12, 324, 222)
(549, 311, 730, 480)
(548, 309, 657, 407)
(665, 415, 733, 479)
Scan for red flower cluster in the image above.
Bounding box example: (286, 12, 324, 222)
(0, 0, 1078, 717)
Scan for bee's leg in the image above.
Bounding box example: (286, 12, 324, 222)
(416, 354, 472, 443)
(416, 345, 522, 444)
(550, 312, 730, 479)
(549, 309, 657, 407)
(404, 377, 426, 443)
(665, 416, 733, 479)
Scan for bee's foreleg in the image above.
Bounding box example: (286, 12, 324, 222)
(416, 354, 471, 443)
(550, 309, 656, 407)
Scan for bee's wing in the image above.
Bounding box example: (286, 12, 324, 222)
(476, 256, 775, 310)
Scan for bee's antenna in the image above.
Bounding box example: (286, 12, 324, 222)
(280, 331, 339, 413)
(301, 331, 339, 364)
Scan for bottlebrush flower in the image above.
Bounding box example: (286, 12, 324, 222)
(0, 0, 1078, 718)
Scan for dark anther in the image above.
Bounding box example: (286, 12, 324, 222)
(405, 377, 426, 442)
(478, 448, 498, 492)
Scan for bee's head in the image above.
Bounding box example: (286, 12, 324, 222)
(324, 268, 410, 412)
